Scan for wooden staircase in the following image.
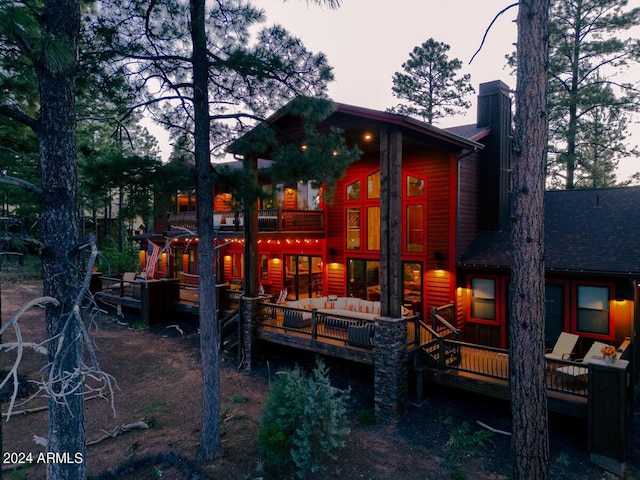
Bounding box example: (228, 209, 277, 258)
(409, 303, 461, 397)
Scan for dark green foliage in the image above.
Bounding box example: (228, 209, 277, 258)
(544, 0, 640, 188)
(258, 359, 351, 479)
(97, 236, 139, 275)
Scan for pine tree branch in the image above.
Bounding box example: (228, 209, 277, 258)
(470, 3, 519, 65)
(0, 104, 38, 130)
(0, 173, 42, 197)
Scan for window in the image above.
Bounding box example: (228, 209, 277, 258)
(403, 172, 426, 253)
(470, 278, 496, 322)
(347, 181, 360, 200)
(367, 172, 380, 199)
(260, 254, 269, 281)
(231, 253, 243, 278)
(576, 285, 610, 336)
(348, 259, 380, 301)
(187, 250, 195, 274)
(346, 208, 361, 249)
(406, 204, 424, 252)
(406, 175, 424, 197)
(403, 262, 422, 316)
(367, 206, 380, 250)
(345, 170, 381, 251)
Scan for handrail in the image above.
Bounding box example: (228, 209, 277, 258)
(431, 304, 461, 338)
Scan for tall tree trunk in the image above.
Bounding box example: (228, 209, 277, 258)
(35, 1, 85, 479)
(190, 0, 222, 462)
(510, 1, 550, 479)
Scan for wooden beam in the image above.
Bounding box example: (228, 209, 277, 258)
(379, 125, 403, 318)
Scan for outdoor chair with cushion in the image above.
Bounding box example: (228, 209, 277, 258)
(545, 332, 579, 361)
(555, 341, 609, 378)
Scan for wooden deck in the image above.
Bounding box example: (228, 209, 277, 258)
(94, 286, 596, 419)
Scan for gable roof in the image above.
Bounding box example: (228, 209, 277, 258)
(459, 186, 640, 276)
(227, 97, 485, 156)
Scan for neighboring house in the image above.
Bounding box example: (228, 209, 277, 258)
(147, 80, 639, 372)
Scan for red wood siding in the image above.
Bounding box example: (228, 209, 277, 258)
(326, 262, 346, 297)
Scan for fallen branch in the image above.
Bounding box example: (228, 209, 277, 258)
(477, 420, 511, 436)
(87, 420, 149, 446)
(2, 393, 106, 418)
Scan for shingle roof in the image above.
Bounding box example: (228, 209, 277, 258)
(458, 186, 640, 276)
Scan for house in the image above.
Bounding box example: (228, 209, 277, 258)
(121, 79, 640, 469)
(149, 79, 638, 360)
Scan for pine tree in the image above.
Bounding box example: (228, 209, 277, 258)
(389, 38, 474, 125)
(510, 0, 550, 478)
(547, 0, 640, 189)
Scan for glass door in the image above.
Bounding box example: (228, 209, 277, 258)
(284, 255, 323, 300)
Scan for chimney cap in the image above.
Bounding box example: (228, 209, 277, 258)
(479, 80, 511, 97)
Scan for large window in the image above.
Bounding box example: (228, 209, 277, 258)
(576, 285, 610, 336)
(285, 255, 323, 300)
(367, 207, 380, 250)
(404, 173, 426, 253)
(406, 204, 424, 252)
(348, 259, 380, 301)
(345, 171, 380, 251)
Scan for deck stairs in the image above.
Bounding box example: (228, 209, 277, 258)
(221, 310, 240, 351)
(408, 305, 461, 396)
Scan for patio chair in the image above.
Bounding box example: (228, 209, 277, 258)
(555, 341, 609, 378)
(545, 332, 579, 361)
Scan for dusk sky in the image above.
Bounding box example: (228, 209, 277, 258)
(146, 0, 639, 180)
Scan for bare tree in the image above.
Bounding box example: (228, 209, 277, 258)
(509, 0, 551, 478)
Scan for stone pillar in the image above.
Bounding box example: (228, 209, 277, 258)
(374, 316, 408, 421)
(588, 357, 629, 477)
(239, 296, 261, 371)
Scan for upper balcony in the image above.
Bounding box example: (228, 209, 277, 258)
(165, 209, 324, 237)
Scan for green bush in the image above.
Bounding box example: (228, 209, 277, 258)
(97, 236, 140, 275)
(258, 359, 351, 479)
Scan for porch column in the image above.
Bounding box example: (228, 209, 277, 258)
(243, 154, 259, 298)
(240, 153, 260, 370)
(375, 124, 407, 419)
(374, 316, 408, 421)
(239, 296, 261, 371)
(379, 124, 403, 318)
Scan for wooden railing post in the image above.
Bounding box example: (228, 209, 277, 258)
(311, 309, 318, 339)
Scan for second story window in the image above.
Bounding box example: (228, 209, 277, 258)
(345, 171, 380, 251)
(404, 173, 426, 253)
(346, 207, 360, 249)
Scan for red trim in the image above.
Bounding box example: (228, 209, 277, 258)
(570, 281, 616, 341)
(466, 275, 501, 327)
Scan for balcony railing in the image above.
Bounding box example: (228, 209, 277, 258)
(166, 209, 324, 234)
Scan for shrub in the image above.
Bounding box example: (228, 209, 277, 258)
(258, 359, 351, 479)
(97, 236, 140, 275)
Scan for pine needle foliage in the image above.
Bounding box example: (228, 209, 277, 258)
(258, 358, 351, 479)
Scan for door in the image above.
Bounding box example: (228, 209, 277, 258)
(545, 283, 565, 348)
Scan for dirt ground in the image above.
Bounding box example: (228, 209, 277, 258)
(0, 281, 638, 479)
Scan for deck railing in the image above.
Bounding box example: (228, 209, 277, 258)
(411, 305, 589, 398)
(258, 302, 375, 348)
(166, 209, 324, 234)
